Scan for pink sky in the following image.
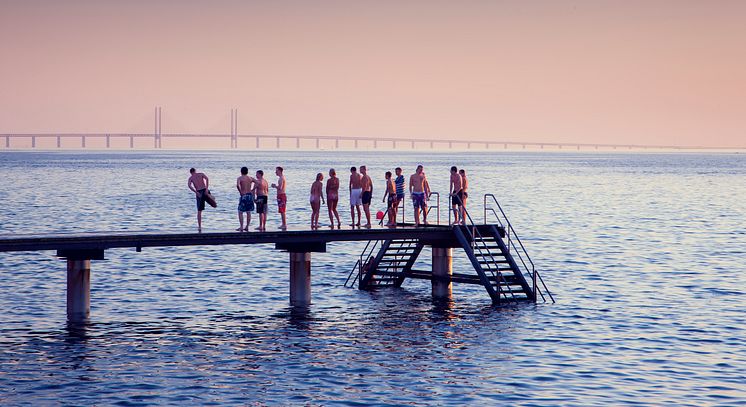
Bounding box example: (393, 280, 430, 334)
(1, 0, 744, 147)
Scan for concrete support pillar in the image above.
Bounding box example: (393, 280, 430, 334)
(296, 138, 300, 148)
(129, 136, 134, 148)
(276, 136, 280, 149)
(67, 259, 91, 321)
(289, 252, 311, 306)
(57, 136, 61, 148)
(106, 135, 111, 148)
(82, 136, 86, 148)
(432, 247, 453, 299)
(5, 136, 9, 148)
(335, 138, 339, 149)
(256, 136, 260, 149)
(31, 136, 36, 148)
(316, 138, 320, 149)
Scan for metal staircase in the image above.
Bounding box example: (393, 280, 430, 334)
(345, 191, 554, 305)
(345, 239, 423, 289)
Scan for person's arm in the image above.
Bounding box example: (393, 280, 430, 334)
(188, 178, 196, 193)
(408, 176, 414, 194)
(279, 177, 285, 193)
(349, 177, 353, 192)
(369, 177, 373, 197)
(321, 186, 326, 205)
(202, 174, 209, 189)
(425, 178, 431, 198)
(236, 178, 241, 193)
(449, 176, 454, 196)
(382, 183, 388, 202)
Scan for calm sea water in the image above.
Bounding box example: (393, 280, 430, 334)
(0, 150, 744, 406)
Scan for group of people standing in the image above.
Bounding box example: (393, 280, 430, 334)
(187, 164, 469, 232)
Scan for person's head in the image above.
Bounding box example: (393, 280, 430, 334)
(329, 168, 336, 177)
(450, 166, 458, 173)
(459, 169, 466, 176)
(241, 167, 248, 175)
(416, 165, 423, 174)
(256, 170, 264, 178)
(275, 166, 283, 176)
(316, 172, 323, 181)
(189, 168, 196, 174)
(395, 167, 402, 176)
(350, 166, 357, 173)
(385, 171, 392, 179)
(360, 165, 367, 174)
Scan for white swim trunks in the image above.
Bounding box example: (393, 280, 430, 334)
(350, 188, 362, 206)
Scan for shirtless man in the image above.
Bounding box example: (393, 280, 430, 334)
(254, 170, 269, 231)
(360, 165, 373, 228)
(187, 168, 209, 231)
(459, 169, 469, 221)
(449, 166, 464, 225)
(349, 166, 363, 227)
(271, 166, 287, 230)
(381, 171, 397, 227)
(409, 165, 431, 226)
(236, 167, 255, 231)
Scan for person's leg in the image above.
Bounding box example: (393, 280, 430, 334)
(328, 201, 334, 227)
(422, 202, 428, 224)
(363, 204, 371, 227)
(237, 211, 244, 231)
(356, 205, 361, 226)
(197, 210, 202, 230)
(350, 205, 355, 226)
(332, 201, 340, 228)
(246, 212, 251, 230)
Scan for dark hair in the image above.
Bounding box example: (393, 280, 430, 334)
(257, 170, 264, 176)
(360, 165, 366, 171)
(189, 168, 196, 173)
(459, 169, 466, 175)
(351, 166, 357, 172)
(241, 167, 248, 175)
(395, 167, 402, 172)
(451, 166, 458, 172)
(276, 166, 283, 173)
(385, 171, 392, 178)
(417, 165, 423, 170)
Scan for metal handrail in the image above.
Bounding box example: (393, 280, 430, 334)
(344, 238, 381, 287)
(458, 199, 517, 304)
(425, 192, 440, 225)
(483, 194, 555, 303)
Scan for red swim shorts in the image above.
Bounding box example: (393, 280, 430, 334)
(277, 193, 287, 213)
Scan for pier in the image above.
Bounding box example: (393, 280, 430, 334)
(0, 196, 554, 321)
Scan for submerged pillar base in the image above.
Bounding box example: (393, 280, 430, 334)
(432, 247, 453, 299)
(67, 259, 91, 321)
(289, 252, 311, 306)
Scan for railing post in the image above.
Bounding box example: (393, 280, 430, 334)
(533, 266, 537, 303)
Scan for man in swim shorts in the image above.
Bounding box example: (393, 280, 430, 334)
(449, 166, 464, 225)
(349, 166, 363, 227)
(236, 166, 255, 231)
(254, 170, 269, 231)
(360, 165, 373, 228)
(394, 167, 405, 222)
(188, 167, 210, 231)
(409, 165, 431, 226)
(271, 166, 287, 230)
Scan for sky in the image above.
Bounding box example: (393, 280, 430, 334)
(1, 0, 745, 147)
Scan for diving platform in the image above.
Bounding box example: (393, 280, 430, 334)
(0, 195, 554, 321)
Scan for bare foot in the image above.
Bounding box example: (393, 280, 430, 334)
(364, 223, 371, 229)
(236, 227, 243, 231)
(255, 227, 262, 231)
(243, 227, 249, 231)
(280, 225, 287, 230)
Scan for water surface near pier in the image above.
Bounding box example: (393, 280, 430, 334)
(0, 151, 744, 405)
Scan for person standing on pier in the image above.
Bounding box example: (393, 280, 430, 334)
(236, 167, 255, 231)
(394, 167, 405, 222)
(188, 168, 210, 232)
(459, 169, 469, 221)
(409, 165, 431, 226)
(326, 168, 341, 229)
(310, 173, 325, 229)
(381, 171, 397, 226)
(349, 166, 363, 227)
(360, 165, 373, 228)
(254, 170, 269, 231)
(450, 166, 464, 225)
(271, 166, 287, 230)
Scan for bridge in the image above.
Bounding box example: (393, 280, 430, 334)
(2, 132, 742, 151)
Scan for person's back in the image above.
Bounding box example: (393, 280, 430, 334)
(237, 175, 254, 195)
(350, 171, 362, 190)
(327, 176, 339, 197)
(255, 177, 269, 196)
(189, 172, 208, 191)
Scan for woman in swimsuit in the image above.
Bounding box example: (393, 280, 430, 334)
(459, 169, 469, 216)
(310, 173, 325, 229)
(326, 168, 341, 229)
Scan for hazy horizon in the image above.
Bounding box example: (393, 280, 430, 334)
(2, 0, 745, 148)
